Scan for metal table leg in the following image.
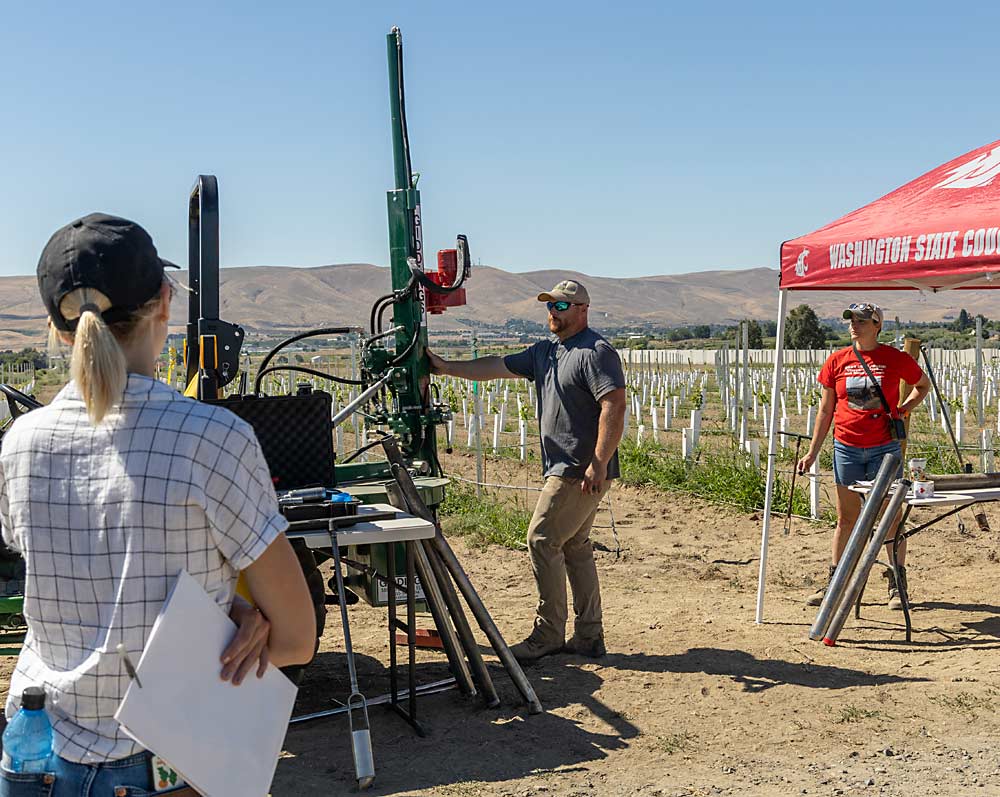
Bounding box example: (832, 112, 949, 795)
(299, 552, 438, 736)
(889, 505, 913, 641)
(386, 542, 425, 736)
(387, 543, 398, 710)
(406, 541, 418, 727)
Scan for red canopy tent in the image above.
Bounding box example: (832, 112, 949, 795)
(756, 139, 1000, 622)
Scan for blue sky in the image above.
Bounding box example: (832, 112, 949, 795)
(1, 1, 998, 279)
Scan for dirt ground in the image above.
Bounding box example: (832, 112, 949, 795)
(263, 453, 1000, 796)
(5, 450, 1000, 796)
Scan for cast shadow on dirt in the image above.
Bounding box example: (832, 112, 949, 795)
(916, 599, 1000, 633)
(272, 643, 926, 794)
(838, 600, 1000, 651)
(601, 647, 928, 693)
(274, 649, 638, 795)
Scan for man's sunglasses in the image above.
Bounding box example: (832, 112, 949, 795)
(546, 301, 580, 312)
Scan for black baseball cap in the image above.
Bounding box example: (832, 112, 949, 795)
(37, 213, 178, 332)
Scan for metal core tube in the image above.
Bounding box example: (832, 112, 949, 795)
(809, 453, 900, 641)
(422, 540, 501, 707)
(427, 533, 543, 714)
(410, 539, 477, 697)
(332, 373, 392, 428)
(381, 438, 543, 714)
(822, 477, 911, 645)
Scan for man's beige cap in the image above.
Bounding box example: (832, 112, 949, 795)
(537, 279, 590, 305)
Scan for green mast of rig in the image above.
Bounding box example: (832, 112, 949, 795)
(381, 26, 439, 471)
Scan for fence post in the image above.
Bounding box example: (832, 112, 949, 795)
(472, 336, 484, 498)
(809, 458, 820, 520)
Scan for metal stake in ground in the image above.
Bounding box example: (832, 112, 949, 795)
(920, 346, 970, 473)
(778, 431, 810, 536)
(329, 522, 376, 789)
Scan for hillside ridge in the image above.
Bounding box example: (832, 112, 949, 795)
(0, 263, 983, 347)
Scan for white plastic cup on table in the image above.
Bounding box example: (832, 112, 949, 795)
(913, 480, 935, 499)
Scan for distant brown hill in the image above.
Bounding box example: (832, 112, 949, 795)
(0, 263, 990, 348)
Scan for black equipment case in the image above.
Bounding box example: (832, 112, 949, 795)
(210, 391, 335, 491)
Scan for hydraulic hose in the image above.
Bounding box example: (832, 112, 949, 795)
(253, 365, 366, 396)
(389, 329, 420, 367)
(362, 326, 404, 357)
(255, 326, 357, 392)
(376, 300, 396, 336)
(370, 293, 395, 335)
(341, 434, 391, 464)
(408, 254, 469, 295)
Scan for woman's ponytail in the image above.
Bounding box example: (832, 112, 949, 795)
(56, 289, 127, 425)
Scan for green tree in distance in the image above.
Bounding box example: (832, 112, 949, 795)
(950, 308, 973, 332)
(784, 304, 827, 349)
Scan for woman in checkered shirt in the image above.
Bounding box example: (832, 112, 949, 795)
(0, 214, 316, 795)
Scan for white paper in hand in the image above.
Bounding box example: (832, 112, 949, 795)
(114, 570, 297, 797)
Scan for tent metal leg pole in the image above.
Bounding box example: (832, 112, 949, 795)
(756, 288, 788, 624)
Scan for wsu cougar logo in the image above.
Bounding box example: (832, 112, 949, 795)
(935, 147, 1000, 189)
(795, 249, 809, 277)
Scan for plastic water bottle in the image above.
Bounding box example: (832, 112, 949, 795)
(1, 686, 53, 773)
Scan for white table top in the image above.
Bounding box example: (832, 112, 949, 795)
(285, 503, 436, 548)
(849, 483, 1000, 508)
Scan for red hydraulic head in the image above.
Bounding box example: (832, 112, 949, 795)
(425, 248, 468, 314)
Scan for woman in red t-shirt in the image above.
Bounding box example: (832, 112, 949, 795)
(797, 302, 931, 610)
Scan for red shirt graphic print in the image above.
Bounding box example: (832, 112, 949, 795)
(817, 344, 923, 448)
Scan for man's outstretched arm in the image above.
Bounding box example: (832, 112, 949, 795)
(426, 349, 520, 382)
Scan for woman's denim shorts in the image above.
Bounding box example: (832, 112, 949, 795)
(832, 439, 903, 486)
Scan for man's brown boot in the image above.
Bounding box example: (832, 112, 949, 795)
(564, 633, 606, 658)
(509, 629, 564, 664)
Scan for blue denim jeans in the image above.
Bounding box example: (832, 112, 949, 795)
(833, 439, 903, 486)
(0, 751, 154, 797)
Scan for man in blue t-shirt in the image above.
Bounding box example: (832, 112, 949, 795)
(427, 280, 626, 663)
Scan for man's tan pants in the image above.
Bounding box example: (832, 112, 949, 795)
(527, 476, 611, 644)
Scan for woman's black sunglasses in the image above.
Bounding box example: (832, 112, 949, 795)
(546, 301, 579, 312)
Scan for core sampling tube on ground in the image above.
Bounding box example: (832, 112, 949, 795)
(822, 476, 911, 646)
(809, 453, 900, 641)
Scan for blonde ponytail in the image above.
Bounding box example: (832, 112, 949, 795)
(57, 288, 126, 425)
(48, 283, 170, 425)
